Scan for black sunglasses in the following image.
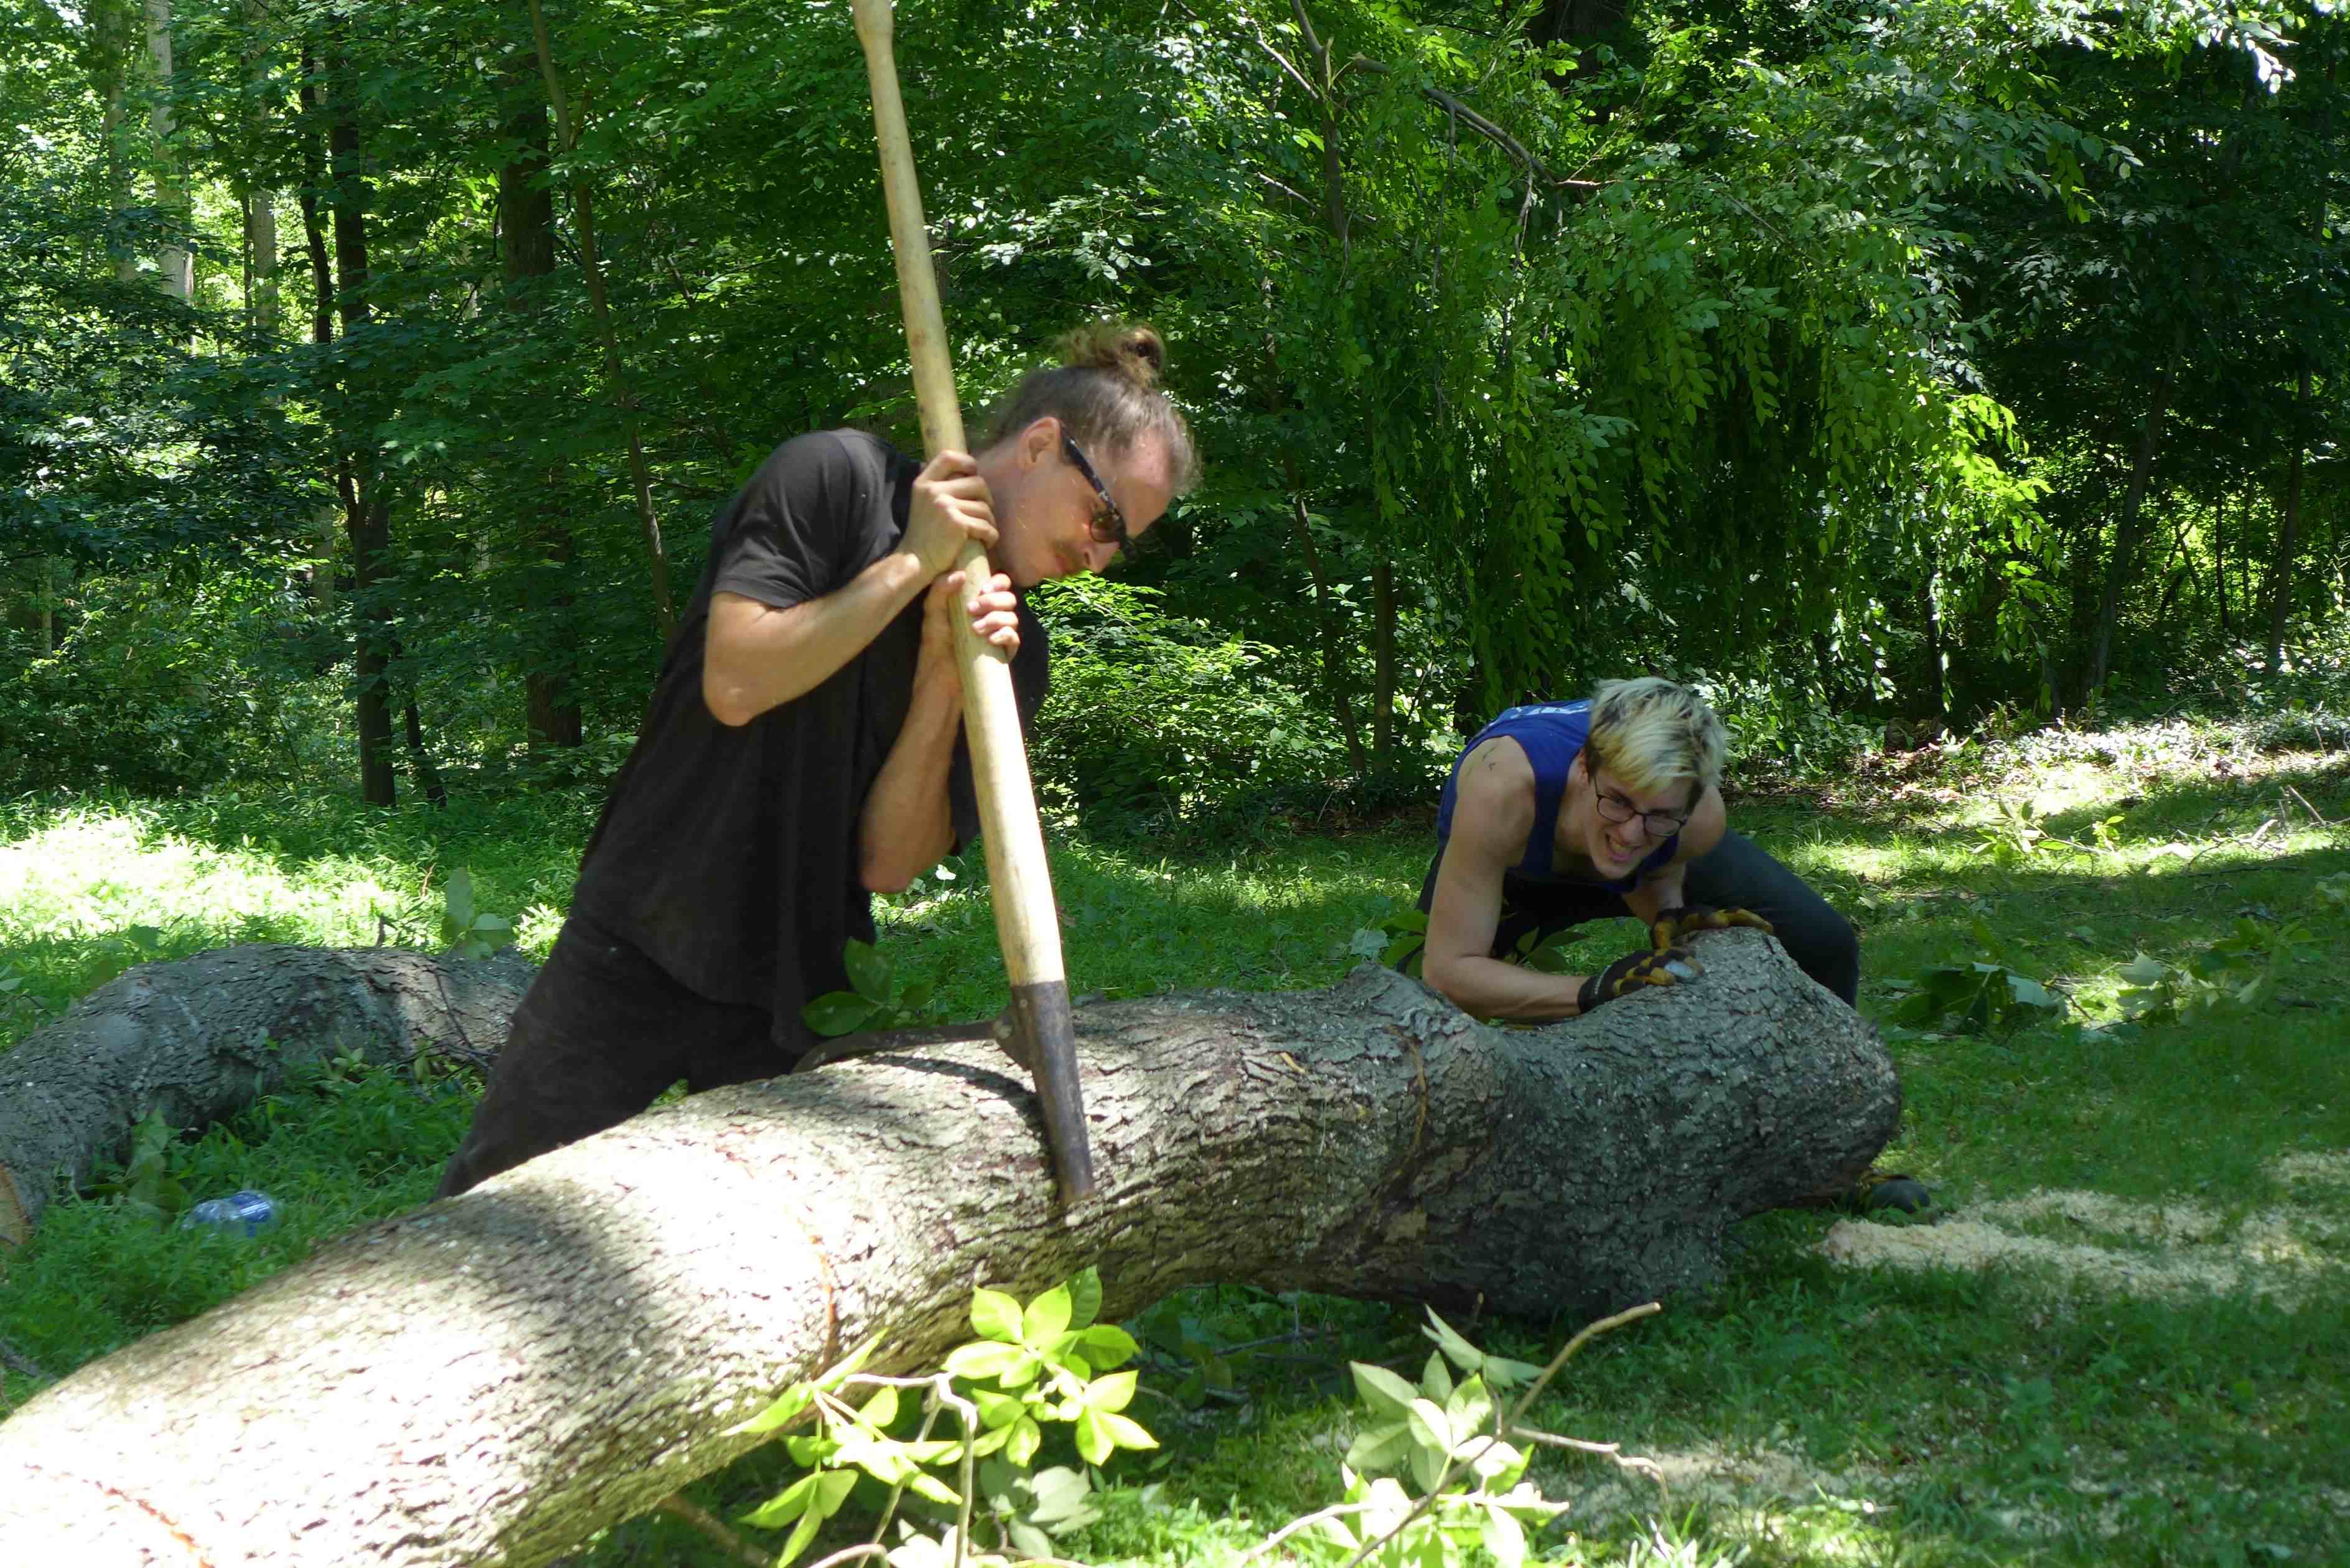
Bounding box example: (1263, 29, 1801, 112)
(1059, 432, 1133, 551)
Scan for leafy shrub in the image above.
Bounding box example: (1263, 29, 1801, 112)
(1029, 576, 1352, 824)
(0, 566, 328, 795)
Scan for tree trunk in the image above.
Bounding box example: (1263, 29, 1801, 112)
(2084, 322, 2184, 702)
(247, 191, 279, 332)
(499, 58, 584, 751)
(103, 85, 139, 284)
(0, 946, 533, 1249)
(143, 0, 192, 302)
(325, 26, 398, 806)
(241, 0, 281, 335)
(0, 936, 1898, 1566)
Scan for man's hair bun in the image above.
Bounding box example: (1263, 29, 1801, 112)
(1059, 322, 1166, 390)
(986, 320, 1196, 492)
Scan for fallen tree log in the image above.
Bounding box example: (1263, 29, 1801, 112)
(0, 945, 536, 1247)
(0, 932, 1900, 1566)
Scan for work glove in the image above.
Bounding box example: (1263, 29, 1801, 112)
(1648, 903, 1774, 951)
(1576, 946, 1702, 1013)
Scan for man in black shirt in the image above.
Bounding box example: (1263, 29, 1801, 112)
(437, 326, 1196, 1197)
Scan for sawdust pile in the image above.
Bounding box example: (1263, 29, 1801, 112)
(1817, 1149, 2348, 1309)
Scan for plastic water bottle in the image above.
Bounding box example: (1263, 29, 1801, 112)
(182, 1190, 281, 1238)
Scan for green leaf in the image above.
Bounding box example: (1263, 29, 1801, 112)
(1029, 1465, 1088, 1507)
(1079, 1325, 1138, 1368)
(973, 1387, 1025, 1429)
(1024, 1284, 1074, 1345)
(728, 1383, 813, 1437)
(2118, 953, 2170, 986)
(1407, 1396, 1453, 1453)
(943, 1342, 1022, 1381)
(1084, 1370, 1138, 1413)
(970, 1287, 1025, 1343)
(801, 991, 881, 1037)
(776, 1500, 823, 1567)
(1481, 1355, 1543, 1388)
(843, 938, 892, 1005)
(907, 1470, 962, 1507)
(1481, 1503, 1527, 1568)
(739, 1470, 819, 1529)
(1410, 1434, 1448, 1495)
(1444, 1376, 1492, 1439)
(899, 1439, 965, 1465)
(2005, 973, 2057, 1010)
(1345, 1421, 1412, 1473)
(859, 1386, 900, 1429)
(1006, 1414, 1042, 1467)
(1008, 1522, 1056, 1560)
(837, 1435, 918, 1485)
(1097, 1412, 1156, 1452)
(1422, 1310, 1486, 1374)
(1064, 1266, 1103, 1330)
(1074, 1405, 1113, 1465)
(1352, 1361, 1418, 1419)
(444, 869, 475, 931)
(814, 1336, 880, 1391)
(1421, 1351, 1454, 1401)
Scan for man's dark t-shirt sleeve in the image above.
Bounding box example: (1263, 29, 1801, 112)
(570, 429, 1049, 1049)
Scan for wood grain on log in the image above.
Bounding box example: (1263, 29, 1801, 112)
(0, 933, 1899, 1566)
(0, 945, 535, 1246)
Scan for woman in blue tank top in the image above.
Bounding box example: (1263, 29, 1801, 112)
(1410, 678, 1860, 1019)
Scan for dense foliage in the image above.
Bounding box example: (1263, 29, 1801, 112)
(2, 0, 2344, 808)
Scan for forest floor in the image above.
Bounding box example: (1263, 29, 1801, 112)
(2, 714, 2346, 1567)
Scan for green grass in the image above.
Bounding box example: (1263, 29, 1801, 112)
(3, 721, 2348, 1566)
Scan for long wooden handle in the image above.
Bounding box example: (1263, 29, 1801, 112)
(850, 0, 1094, 1205)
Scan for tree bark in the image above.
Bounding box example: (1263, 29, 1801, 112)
(143, 0, 192, 302)
(0, 946, 533, 1248)
(0, 935, 1898, 1566)
(240, 0, 280, 335)
(325, 22, 398, 806)
(499, 57, 584, 752)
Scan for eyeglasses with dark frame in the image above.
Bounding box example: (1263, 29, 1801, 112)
(1591, 780, 1690, 841)
(1059, 432, 1133, 551)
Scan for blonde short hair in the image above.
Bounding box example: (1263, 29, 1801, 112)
(1582, 678, 1726, 806)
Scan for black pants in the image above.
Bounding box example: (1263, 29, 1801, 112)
(434, 911, 798, 1199)
(1415, 828, 1860, 1005)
